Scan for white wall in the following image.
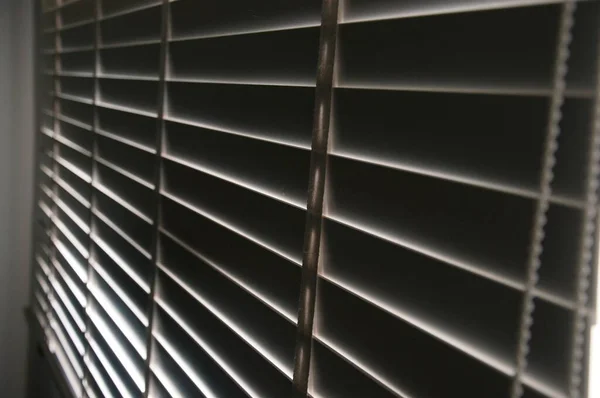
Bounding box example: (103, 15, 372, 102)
(0, 1, 35, 397)
(0, 3, 14, 392)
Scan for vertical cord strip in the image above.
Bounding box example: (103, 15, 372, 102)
(46, 1, 61, 370)
(36, 5, 60, 359)
(292, 0, 339, 396)
(81, 0, 101, 396)
(569, 19, 600, 398)
(510, 2, 575, 397)
(142, 1, 170, 396)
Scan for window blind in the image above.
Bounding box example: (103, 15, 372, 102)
(30, 1, 599, 398)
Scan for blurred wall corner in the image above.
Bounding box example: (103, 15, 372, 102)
(0, 0, 35, 397)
